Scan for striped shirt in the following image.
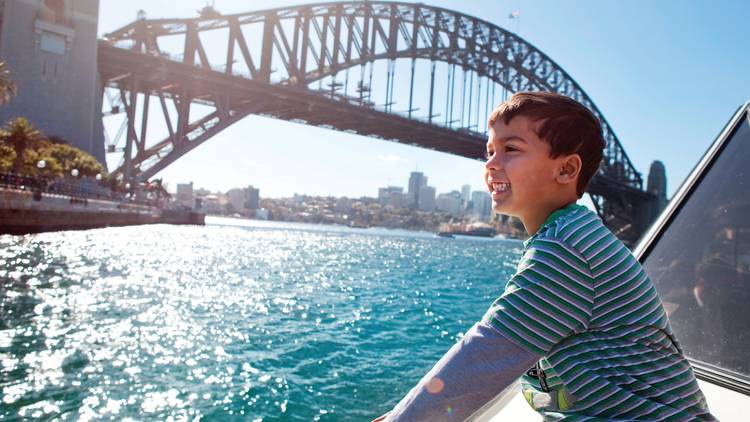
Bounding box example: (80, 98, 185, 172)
(484, 203, 716, 421)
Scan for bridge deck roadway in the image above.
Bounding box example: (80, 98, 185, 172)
(98, 43, 487, 179)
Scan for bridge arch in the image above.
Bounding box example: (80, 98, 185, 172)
(99, 1, 651, 243)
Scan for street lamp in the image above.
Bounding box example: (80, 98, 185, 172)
(71, 168, 79, 177)
(34, 160, 47, 198)
(95, 173, 102, 181)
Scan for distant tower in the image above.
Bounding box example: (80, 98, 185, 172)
(461, 184, 471, 207)
(408, 171, 426, 207)
(417, 185, 436, 212)
(0, 0, 105, 163)
(647, 160, 667, 207)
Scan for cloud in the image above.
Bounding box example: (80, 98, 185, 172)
(244, 159, 261, 168)
(376, 154, 402, 164)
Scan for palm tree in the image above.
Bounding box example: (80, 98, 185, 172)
(0, 62, 17, 106)
(150, 177, 171, 200)
(0, 117, 46, 174)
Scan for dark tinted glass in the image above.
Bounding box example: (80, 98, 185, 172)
(642, 113, 750, 379)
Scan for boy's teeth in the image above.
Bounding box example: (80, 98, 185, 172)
(492, 182, 510, 192)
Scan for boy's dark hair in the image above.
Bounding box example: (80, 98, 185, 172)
(488, 91, 605, 198)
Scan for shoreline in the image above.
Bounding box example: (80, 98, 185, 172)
(205, 214, 525, 241)
(0, 188, 204, 235)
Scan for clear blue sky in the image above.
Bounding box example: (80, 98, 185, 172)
(98, 0, 750, 198)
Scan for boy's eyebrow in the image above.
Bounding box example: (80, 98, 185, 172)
(489, 136, 528, 145)
(502, 136, 527, 143)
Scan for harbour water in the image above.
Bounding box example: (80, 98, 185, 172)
(0, 217, 523, 421)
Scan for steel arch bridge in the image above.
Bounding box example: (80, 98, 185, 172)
(98, 1, 656, 244)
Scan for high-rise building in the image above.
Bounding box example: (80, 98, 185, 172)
(378, 186, 404, 205)
(391, 192, 412, 209)
(226, 188, 246, 212)
(461, 184, 471, 207)
(0, 0, 105, 163)
(471, 191, 492, 218)
(247, 186, 260, 209)
(176, 182, 194, 207)
(408, 172, 427, 206)
(647, 161, 667, 197)
(378, 188, 389, 204)
(418, 185, 436, 212)
(436, 191, 463, 216)
(647, 160, 668, 216)
(225, 186, 260, 211)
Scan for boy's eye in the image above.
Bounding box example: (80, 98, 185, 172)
(505, 145, 518, 152)
(485, 150, 494, 160)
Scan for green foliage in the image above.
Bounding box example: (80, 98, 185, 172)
(0, 144, 14, 172)
(0, 117, 45, 173)
(0, 117, 105, 178)
(39, 143, 104, 177)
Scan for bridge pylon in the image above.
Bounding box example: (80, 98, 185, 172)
(0, 0, 105, 162)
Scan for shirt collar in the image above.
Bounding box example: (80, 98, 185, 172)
(523, 202, 586, 248)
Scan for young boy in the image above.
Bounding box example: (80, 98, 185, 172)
(377, 92, 716, 421)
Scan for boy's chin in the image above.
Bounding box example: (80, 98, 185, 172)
(492, 204, 513, 216)
(492, 201, 520, 216)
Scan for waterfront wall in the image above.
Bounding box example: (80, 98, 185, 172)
(0, 188, 203, 235)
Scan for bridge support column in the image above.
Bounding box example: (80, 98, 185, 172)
(123, 77, 139, 183)
(260, 12, 277, 82)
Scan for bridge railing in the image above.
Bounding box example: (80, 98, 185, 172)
(0, 172, 161, 207)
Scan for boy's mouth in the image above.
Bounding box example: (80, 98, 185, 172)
(491, 182, 511, 193)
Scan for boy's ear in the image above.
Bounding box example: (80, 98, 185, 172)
(556, 154, 582, 185)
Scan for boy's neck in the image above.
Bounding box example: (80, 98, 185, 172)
(522, 199, 578, 236)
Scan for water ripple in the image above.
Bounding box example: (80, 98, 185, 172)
(0, 219, 521, 420)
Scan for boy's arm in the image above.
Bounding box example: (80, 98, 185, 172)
(379, 239, 594, 422)
(381, 319, 541, 422)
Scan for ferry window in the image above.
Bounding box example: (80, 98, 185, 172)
(642, 112, 750, 380)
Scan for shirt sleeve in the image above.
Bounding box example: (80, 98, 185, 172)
(384, 320, 541, 422)
(483, 238, 594, 356)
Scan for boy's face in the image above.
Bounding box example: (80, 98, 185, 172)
(485, 115, 567, 223)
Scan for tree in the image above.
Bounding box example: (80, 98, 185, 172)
(149, 178, 171, 200)
(0, 62, 16, 106)
(41, 143, 105, 177)
(0, 117, 46, 174)
(0, 125, 105, 178)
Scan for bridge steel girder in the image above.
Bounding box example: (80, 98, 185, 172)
(98, 43, 487, 181)
(100, 1, 656, 243)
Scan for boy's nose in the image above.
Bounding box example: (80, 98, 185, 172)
(485, 153, 502, 171)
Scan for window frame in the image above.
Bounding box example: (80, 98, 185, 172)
(633, 100, 750, 396)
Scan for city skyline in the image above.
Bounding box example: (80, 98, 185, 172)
(174, 169, 481, 202)
(170, 169, 512, 233)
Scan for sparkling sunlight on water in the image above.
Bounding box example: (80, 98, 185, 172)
(0, 218, 522, 421)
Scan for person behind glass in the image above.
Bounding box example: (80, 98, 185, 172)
(693, 202, 750, 370)
(373, 92, 715, 421)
